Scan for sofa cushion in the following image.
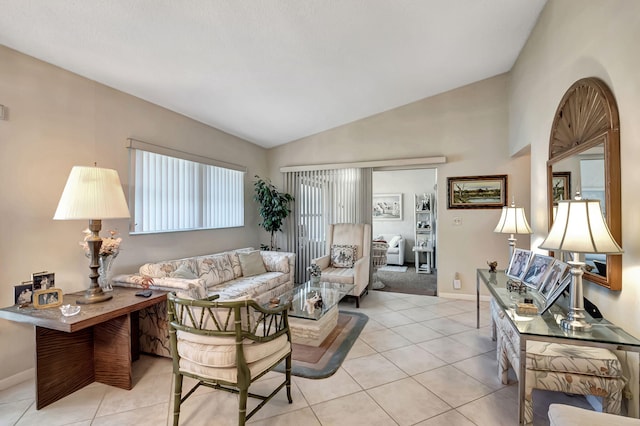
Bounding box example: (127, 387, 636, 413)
(210, 272, 289, 299)
(238, 251, 268, 277)
(170, 264, 198, 279)
(140, 258, 197, 278)
(331, 244, 357, 268)
(261, 251, 290, 274)
(197, 253, 235, 286)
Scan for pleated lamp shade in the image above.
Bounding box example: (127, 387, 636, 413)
(494, 205, 532, 235)
(54, 166, 130, 220)
(539, 199, 622, 254)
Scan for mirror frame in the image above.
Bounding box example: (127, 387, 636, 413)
(546, 77, 621, 290)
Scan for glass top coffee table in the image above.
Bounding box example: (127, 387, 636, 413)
(273, 281, 354, 346)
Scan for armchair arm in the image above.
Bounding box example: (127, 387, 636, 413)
(312, 255, 330, 270)
(397, 238, 405, 263)
(352, 255, 370, 295)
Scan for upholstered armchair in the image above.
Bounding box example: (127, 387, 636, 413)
(312, 223, 371, 308)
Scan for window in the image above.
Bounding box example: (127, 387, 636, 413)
(128, 139, 245, 234)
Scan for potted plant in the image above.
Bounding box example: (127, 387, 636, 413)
(254, 176, 294, 251)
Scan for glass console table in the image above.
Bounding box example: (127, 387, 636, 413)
(476, 268, 640, 424)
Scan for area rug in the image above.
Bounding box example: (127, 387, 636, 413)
(375, 265, 438, 296)
(275, 311, 368, 379)
(378, 265, 408, 273)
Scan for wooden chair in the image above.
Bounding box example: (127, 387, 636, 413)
(167, 292, 293, 426)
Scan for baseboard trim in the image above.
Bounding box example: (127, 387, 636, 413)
(439, 292, 491, 302)
(0, 368, 34, 391)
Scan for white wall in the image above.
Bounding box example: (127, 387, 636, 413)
(0, 45, 268, 381)
(372, 169, 437, 250)
(509, 0, 640, 338)
(267, 74, 531, 300)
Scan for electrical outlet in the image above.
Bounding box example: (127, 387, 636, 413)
(453, 217, 462, 226)
(453, 279, 461, 289)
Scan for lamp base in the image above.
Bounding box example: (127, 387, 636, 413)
(76, 289, 113, 304)
(560, 314, 592, 331)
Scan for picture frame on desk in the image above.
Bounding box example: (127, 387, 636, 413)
(14, 282, 34, 305)
(541, 274, 572, 315)
(522, 254, 555, 289)
(539, 261, 569, 298)
(33, 288, 63, 309)
(32, 271, 55, 290)
(506, 248, 531, 281)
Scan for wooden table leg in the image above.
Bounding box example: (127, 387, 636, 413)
(94, 314, 133, 389)
(35, 326, 94, 409)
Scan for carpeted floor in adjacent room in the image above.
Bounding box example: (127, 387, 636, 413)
(374, 265, 437, 296)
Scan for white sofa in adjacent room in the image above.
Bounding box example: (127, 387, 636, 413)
(373, 233, 405, 265)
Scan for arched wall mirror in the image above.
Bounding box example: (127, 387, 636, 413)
(547, 77, 621, 290)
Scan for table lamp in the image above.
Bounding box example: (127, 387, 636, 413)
(54, 165, 130, 304)
(494, 201, 533, 259)
(539, 197, 622, 331)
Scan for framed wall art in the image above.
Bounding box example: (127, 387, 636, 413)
(373, 193, 402, 220)
(552, 172, 571, 204)
(446, 175, 507, 209)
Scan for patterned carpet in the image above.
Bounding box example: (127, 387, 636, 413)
(374, 265, 437, 296)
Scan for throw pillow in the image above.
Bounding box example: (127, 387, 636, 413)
(330, 244, 357, 268)
(238, 251, 267, 277)
(388, 235, 401, 248)
(170, 264, 198, 279)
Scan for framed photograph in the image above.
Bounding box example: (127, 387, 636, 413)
(541, 274, 572, 315)
(33, 288, 63, 309)
(14, 283, 34, 305)
(539, 261, 569, 298)
(446, 175, 507, 209)
(32, 271, 55, 290)
(373, 193, 402, 220)
(552, 172, 571, 204)
(506, 248, 532, 280)
(522, 254, 555, 289)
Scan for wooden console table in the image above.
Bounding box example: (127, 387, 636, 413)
(0, 288, 166, 409)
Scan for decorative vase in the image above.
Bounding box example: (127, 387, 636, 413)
(98, 253, 117, 292)
(311, 274, 321, 285)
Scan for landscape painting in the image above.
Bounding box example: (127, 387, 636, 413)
(447, 175, 507, 209)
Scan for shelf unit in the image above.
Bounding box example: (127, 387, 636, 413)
(414, 193, 435, 274)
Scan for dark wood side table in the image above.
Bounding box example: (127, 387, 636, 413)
(0, 288, 167, 409)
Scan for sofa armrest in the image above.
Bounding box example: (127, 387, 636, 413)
(112, 274, 207, 299)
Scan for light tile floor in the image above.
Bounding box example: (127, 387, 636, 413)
(1, 290, 595, 425)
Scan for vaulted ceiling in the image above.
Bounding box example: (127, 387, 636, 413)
(0, 0, 547, 147)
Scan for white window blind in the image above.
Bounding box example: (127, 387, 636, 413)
(129, 139, 245, 234)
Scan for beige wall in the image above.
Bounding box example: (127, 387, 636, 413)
(267, 74, 531, 300)
(509, 0, 640, 337)
(0, 45, 268, 381)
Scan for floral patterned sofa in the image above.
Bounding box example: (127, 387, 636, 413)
(112, 248, 295, 357)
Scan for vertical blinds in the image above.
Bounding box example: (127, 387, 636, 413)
(129, 140, 245, 234)
(283, 168, 372, 283)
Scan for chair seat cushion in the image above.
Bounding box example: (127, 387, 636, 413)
(177, 332, 290, 368)
(179, 342, 291, 383)
(319, 267, 355, 285)
(527, 342, 623, 378)
(387, 247, 400, 255)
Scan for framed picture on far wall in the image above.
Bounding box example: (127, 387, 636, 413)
(372, 193, 402, 221)
(446, 175, 507, 209)
(506, 248, 532, 281)
(552, 172, 571, 204)
(522, 254, 555, 290)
